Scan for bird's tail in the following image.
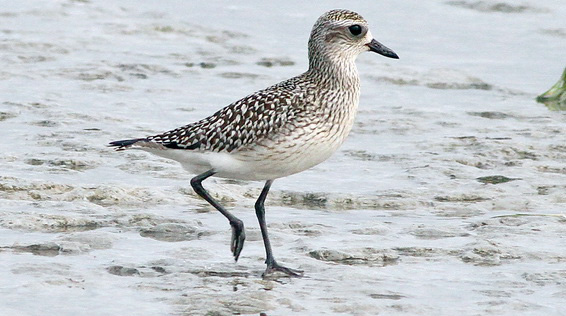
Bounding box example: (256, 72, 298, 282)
(108, 138, 147, 151)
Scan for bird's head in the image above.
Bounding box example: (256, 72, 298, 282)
(308, 9, 398, 66)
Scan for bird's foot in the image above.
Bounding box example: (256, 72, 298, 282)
(230, 220, 245, 261)
(262, 261, 304, 279)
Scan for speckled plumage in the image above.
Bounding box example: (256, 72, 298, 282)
(110, 9, 398, 277)
(110, 9, 395, 181)
(323, 10, 366, 23)
(110, 8, 400, 180)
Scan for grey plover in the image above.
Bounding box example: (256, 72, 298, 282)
(110, 9, 398, 277)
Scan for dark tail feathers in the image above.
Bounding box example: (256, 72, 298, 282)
(108, 138, 146, 150)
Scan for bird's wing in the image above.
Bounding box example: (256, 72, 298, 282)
(145, 82, 305, 153)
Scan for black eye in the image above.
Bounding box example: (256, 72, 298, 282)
(348, 24, 362, 36)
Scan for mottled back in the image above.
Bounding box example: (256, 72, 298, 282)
(145, 79, 304, 153)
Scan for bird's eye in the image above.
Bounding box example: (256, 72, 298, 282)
(348, 24, 362, 36)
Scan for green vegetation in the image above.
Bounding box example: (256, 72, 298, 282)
(537, 67, 566, 111)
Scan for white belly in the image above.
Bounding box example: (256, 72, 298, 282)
(140, 116, 354, 181)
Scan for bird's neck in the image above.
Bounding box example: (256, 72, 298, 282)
(307, 50, 360, 90)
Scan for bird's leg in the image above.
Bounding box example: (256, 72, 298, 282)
(190, 170, 245, 261)
(255, 180, 303, 278)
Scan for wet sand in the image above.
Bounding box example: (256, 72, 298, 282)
(1, 1, 565, 315)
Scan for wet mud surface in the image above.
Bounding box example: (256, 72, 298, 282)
(1, 1, 565, 315)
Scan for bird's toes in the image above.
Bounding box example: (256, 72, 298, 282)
(263, 262, 304, 279)
(230, 220, 246, 261)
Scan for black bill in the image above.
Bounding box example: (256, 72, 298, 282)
(367, 39, 399, 59)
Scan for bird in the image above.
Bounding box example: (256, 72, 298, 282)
(109, 9, 398, 278)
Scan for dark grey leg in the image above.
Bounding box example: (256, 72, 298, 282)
(255, 180, 303, 278)
(190, 169, 245, 261)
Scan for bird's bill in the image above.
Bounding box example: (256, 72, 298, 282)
(367, 39, 399, 59)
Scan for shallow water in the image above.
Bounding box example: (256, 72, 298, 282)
(1, 1, 565, 315)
